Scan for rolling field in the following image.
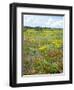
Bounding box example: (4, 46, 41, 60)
(22, 27, 63, 75)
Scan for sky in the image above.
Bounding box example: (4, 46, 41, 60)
(23, 14, 64, 28)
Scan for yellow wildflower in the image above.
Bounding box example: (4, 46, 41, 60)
(52, 39, 63, 48)
(39, 45, 47, 51)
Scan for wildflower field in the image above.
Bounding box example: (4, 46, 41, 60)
(22, 27, 63, 75)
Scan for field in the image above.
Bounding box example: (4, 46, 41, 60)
(22, 27, 63, 75)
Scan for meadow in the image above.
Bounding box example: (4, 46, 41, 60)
(22, 27, 63, 75)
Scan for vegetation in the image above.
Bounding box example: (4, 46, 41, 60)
(22, 27, 63, 75)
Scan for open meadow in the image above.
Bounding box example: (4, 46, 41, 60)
(22, 27, 63, 75)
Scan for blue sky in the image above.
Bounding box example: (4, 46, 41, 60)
(23, 15, 64, 28)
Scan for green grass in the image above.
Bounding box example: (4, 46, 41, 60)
(22, 28, 63, 75)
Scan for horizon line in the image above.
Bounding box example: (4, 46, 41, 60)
(23, 26, 63, 29)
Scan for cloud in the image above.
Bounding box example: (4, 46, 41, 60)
(45, 17, 64, 28)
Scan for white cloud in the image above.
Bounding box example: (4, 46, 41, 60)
(45, 17, 64, 28)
